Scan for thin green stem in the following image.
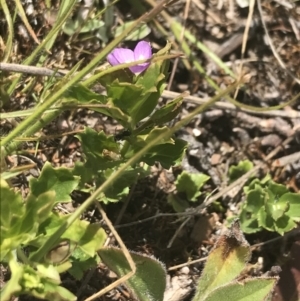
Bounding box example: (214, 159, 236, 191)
(16, 247, 30, 264)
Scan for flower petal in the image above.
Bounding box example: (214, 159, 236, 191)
(107, 48, 134, 66)
(133, 41, 152, 61)
(107, 53, 119, 66)
(129, 63, 150, 74)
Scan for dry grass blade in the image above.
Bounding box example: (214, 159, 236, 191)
(14, 0, 41, 45)
(257, 0, 300, 85)
(234, 0, 255, 99)
(167, 0, 191, 90)
(1, 0, 14, 62)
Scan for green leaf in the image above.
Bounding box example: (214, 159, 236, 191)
(279, 192, 300, 221)
(96, 166, 150, 200)
(1, 256, 76, 301)
(229, 160, 253, 183)
(108, 81, 144, 108)
(167, 194, 190, 213)
(202, 278, 278, 301)
(102, 46, 170, 127)
(30, 162, 80, 203)
(193, 220, 251, 301)
(122, 127, 187, 168)
(29, 213, 106, 261)
(99, 247, 166, 301)
(175, 171, 210, 201)
(97, 68, 133, 88)
(273, 214, 296, 235)
(65, 83, 107, 104)
(257, 206, 276, 232)
(147, 96, 183, 126)
(116, 64, 166, 127)
(130, 89, 163, 128)
(107, 79, 162, 128)
(0, 179, 55, 260)
(243, 174, 271, 194)
(265, 188, 289, 221)
(1, 166, 32, 180)
(142, 138, 187, 169)
(63, 19, 105, 36)
(152, 41, 172, 77)
(64, 85, 130, 126)
(268, 181, 289, 196)
(69, 252, 100, 280)
(72, 161, 94, 192)
(135, 63, 164, 94)
(240, 186, 266, 233)
(239, 211, 260, 234)
(107, 81, 151, 127)
(76, 127, 119, 155)
(240, 180, 299, 235)
(0, 178, 24, 236)
(115, 21, 151, 41)
(1, 255, 23, 301)
(20, 264, 76, 301)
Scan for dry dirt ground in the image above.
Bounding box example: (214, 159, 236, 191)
(1, 0, 300, 300)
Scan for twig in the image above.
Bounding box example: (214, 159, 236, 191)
(162, 90, 300, 119)
(0, 63, 66, 77)
(272, 151, 300, 167)
(1, 63, 299, 119)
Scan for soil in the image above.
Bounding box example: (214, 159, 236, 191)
(1, 0, 300, 300)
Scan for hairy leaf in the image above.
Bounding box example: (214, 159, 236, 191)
(203, 278, 278, 301)
(99, 247, 166, 301)
(193, 220, 251, 300)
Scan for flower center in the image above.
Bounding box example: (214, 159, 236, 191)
(137, 55, 145, 60)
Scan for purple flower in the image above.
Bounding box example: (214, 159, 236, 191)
(107, 41, 152, 74)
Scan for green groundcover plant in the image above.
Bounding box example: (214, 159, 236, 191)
(228, 161, 300, 235)
(0, 36, 280, 300)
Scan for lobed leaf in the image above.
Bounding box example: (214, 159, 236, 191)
(29, 213, 106, 263)
(147, 96, 183, 126)
(30, 162, 80, 204)
(229, 160, 253, 183)
(141, 138, 187, 169)
(175, 171, 210, 201)
(95, 166, 150, 201)
(0, 178, 55, 261)
(279, 192, 300, 222)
